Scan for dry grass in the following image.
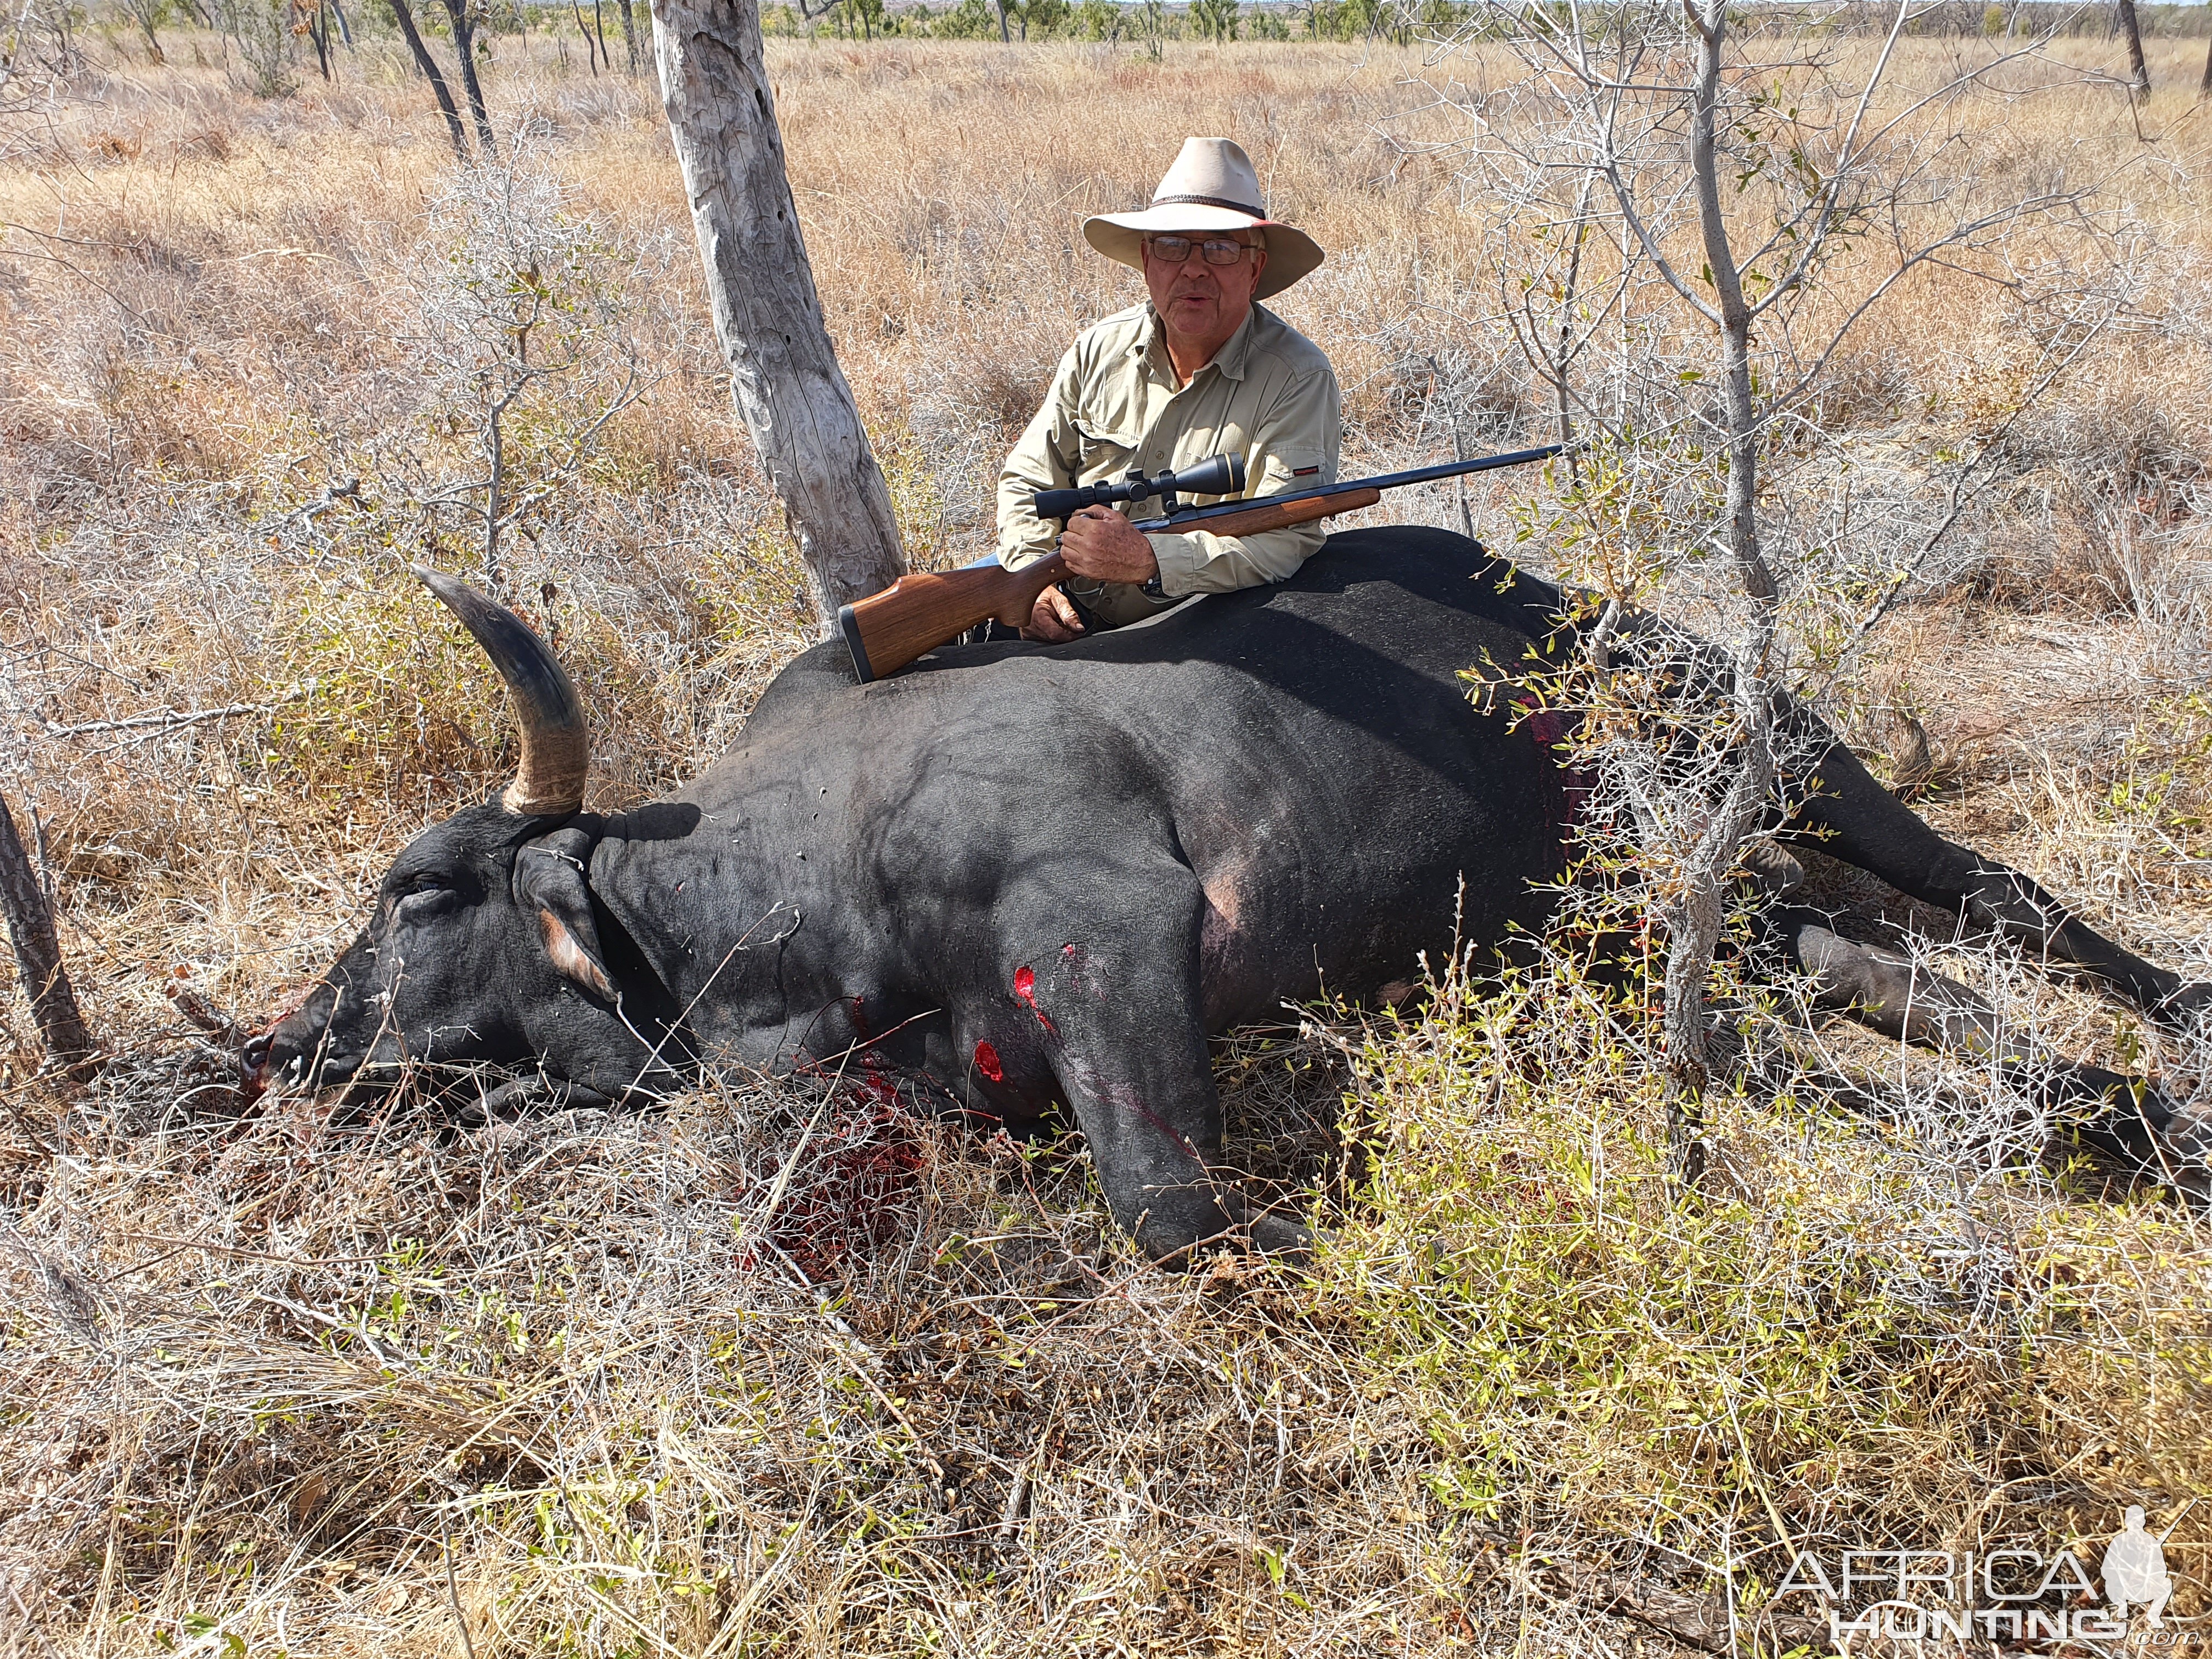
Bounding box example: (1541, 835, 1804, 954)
(3, 24, 2212, 1658)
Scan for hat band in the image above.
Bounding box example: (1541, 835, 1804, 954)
(1148, 191, 1266, 217)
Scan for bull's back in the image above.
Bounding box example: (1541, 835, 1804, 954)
(735, 528, 1572, 1020)
(1115, 529, 1570, 1017)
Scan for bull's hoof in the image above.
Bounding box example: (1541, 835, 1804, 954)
(1130, 1198, 1314, 1267)
(1739, 842, 1805, 899)
(1247, 1209, 1316, 1259)
(2153, 1103, 2212, 1208)
(456, 1074, 617, 1127)
(2154, 981, 2212, 1035)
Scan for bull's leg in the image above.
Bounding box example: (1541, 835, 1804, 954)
(1780, 725, 2211, 1030)
(1767, 905, 2206, 1189)
(987, 873, 1310, 1264)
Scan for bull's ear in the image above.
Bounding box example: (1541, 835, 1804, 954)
(514, 820, 616, 1001)
(538, 908, 615, 1000)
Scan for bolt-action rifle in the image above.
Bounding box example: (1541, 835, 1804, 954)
(836, 443, 1567, 684)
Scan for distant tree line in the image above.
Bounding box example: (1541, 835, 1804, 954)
(81, 0, 2212, 149)
(771, 0, 2212, 44)
(1891, 0, 2211, 36)
(89, 0, 645, 144)
(771, 0, 1463, 43)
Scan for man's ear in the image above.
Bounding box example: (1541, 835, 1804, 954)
(513, 819, 616, 1000)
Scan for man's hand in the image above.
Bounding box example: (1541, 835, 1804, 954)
(1026, 583, 1086, 642)
(1025, 507, 1161, 640)
(1059, 505, 1160, 585)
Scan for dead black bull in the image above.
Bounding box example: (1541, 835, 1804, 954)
(244, 529, 2212, 1260)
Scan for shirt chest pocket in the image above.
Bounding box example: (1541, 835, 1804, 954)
(1071, 415, 1139, 484)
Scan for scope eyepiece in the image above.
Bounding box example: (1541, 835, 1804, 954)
(1032, 452, 1247, 523)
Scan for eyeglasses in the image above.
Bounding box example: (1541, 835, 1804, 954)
(1143, 235, 1256, 267)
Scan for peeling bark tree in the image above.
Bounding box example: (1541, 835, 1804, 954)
(654, 0, 907, 618)
(0, 795, 96, 1081)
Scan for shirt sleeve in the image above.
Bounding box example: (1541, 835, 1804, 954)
(995, 343, 1085, 573)
(1147, 366, 1344, 598)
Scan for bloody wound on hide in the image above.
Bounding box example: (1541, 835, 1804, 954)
(1013, 966, 1057, 1035)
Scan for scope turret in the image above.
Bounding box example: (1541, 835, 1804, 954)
(1034, 453, 1245, 522)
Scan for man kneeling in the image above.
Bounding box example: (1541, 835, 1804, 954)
(997, 137, 1344, 639)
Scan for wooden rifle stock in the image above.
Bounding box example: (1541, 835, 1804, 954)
(838, 550, 1070, 685)
(836, 487, 1380, 684)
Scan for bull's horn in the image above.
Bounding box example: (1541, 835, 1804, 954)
(410, 566, 589, 817)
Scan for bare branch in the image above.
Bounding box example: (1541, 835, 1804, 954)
(41, 687, 310, 739)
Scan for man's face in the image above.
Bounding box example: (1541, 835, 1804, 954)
(1144, 229, 1268, 346)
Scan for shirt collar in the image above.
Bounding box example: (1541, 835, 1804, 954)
(1137, 302, 1262, 386)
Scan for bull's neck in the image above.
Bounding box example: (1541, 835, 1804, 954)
(585, 787, 851, 1064)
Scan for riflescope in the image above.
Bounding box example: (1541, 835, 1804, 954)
(1033, 453, 1245, 521)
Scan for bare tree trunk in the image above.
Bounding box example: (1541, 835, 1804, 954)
(615, 0, 638, 71)
(574, 0, 601, 70)
(2116, 0, 2150, 100)
(2201, 27, 2211, 99)
(994, 0, 1009, 40)
(438, 0, 498, 156)
(131, 3, 164, 63)
(1686, 8, 1777, 616)
(308, 0, 333, 80)
(654, 0, 908, 618)
(1551, 171, 1594, 489)
(385, 0, 470, 160)
(0, 795, 97, 1081)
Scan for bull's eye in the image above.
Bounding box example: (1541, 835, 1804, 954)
(393, 872, 456, 914)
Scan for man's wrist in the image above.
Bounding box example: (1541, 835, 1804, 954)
(1146, 532, 1203, 600)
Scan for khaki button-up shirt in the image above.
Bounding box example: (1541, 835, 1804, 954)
(996, 301, 1342, 628)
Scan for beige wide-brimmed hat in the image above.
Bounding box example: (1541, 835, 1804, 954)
(1083, 137, 1324, 302)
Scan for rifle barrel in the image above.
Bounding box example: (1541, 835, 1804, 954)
(842, 441, 1567, 684)
(1130, 443, 1566, 533)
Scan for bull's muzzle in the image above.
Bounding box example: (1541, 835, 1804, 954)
(239, 1030, 274, 1099)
